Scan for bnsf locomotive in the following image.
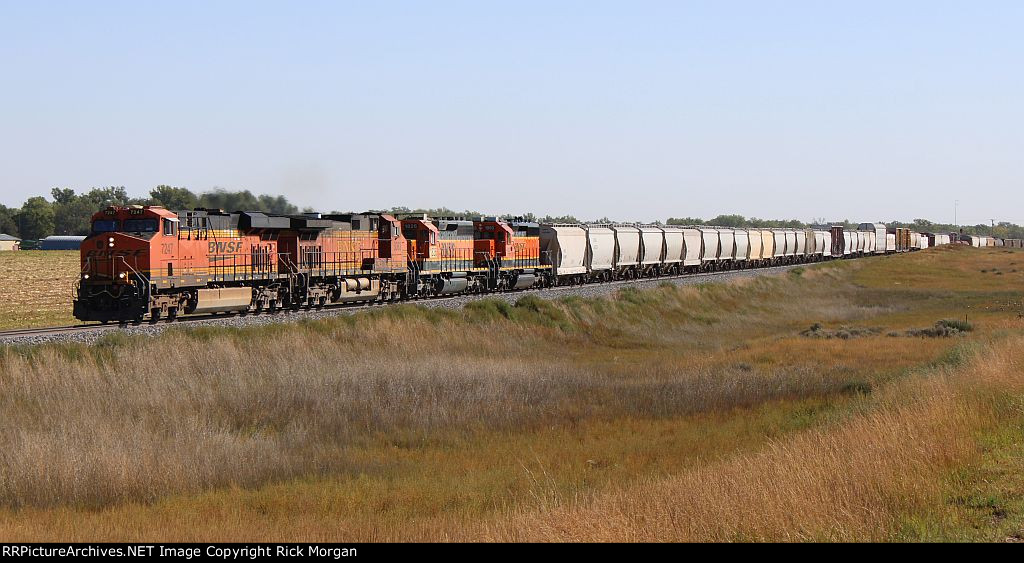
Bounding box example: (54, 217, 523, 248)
(75, 206, 946, 323)
(75, 206, 545, 322)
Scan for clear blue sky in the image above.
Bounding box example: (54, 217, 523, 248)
(0, 1, 1021, 224)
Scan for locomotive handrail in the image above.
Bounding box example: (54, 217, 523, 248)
(117, 255, 148, 286)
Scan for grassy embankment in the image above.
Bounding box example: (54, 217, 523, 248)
(0, 245, 1022, 541)
(0, 250, 79, 329)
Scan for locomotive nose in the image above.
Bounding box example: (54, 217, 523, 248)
(81, 232, 150, 282)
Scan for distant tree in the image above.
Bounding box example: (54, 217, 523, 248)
(52, 192, 95, 235)
(385, 206, 485, 218)
(912, 218, 934, 230)
(50, 187, 77, 205)
(537, 214, 580, 224)
(83, 186, 131, 208)
(0, 204, 19, 237)
(18, 196, 55, 239)
(149, 185, 199, 211)
(707, 214, 747, 227)
(666, 217, 706, 226)
(257, 194, 299, 214)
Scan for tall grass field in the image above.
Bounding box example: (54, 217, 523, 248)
(1, 245, 1023, 541)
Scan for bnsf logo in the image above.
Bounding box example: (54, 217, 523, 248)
(209, 241, 243, 254)
(85, 249, 146, 258)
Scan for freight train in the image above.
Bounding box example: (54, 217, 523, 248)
(74, 206, 952, 323)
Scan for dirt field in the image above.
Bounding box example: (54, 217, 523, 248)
(0, 251, 79, 329)
(0, 246, 1023, 541)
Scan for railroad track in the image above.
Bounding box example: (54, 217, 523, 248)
(0, 324, 112, 339)
(0, 262, 811, 342)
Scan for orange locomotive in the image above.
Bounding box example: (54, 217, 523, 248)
(74, 206, 550, 323)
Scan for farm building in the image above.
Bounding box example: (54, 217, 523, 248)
(0, 234, 20, 251)
(38, 235, 86, 250)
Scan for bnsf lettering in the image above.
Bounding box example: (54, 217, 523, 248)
(85, 249, 146, 258)
(209, 241, 243, 254)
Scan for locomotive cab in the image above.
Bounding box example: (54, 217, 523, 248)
(75, 205, 179, 322)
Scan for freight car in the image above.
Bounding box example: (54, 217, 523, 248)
(73, 206, 953, 323)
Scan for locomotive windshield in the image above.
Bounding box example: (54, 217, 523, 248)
(122, 219, 159, 233)
(92, 218, 160, 235)
(91, 220, 119, 233)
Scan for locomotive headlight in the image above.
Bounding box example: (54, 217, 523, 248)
(118, 272, 126, 279)
(83, 274, 90, 280)
(108, 242, 114, 247)
(108, 237, 114, 243)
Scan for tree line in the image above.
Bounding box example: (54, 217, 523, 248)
(0, 186, 302, 239)
(378, 207, 581, 224)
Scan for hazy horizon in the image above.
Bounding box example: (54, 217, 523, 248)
(1, 1, 1021, 225)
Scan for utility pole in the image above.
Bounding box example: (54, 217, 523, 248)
(954, 200, 958, 229)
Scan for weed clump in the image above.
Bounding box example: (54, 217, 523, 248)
(840, 381, 873, 396)
(904, 319, 974, 338)
(801, 324, 881, 339)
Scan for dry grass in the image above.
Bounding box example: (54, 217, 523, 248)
(0, 250, 79, 329)
(490, 339, 1015, 541)
(0, 246, 1021, 541)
